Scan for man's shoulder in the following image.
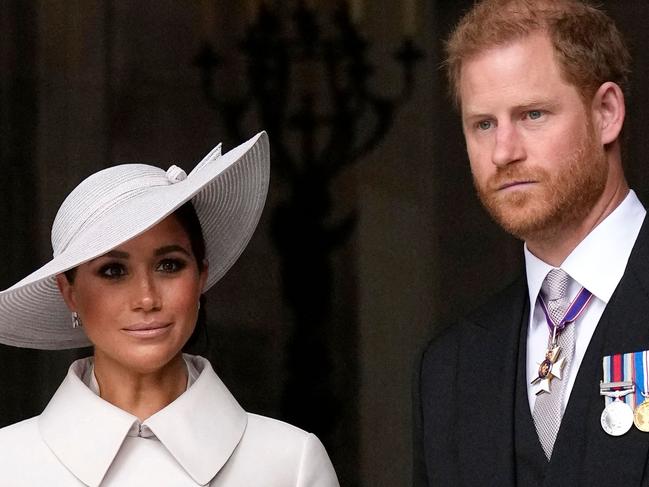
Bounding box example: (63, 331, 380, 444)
(415, 274, 526, 411)
(423, 273, 527, 355)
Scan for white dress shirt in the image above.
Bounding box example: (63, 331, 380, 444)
(0, 354, 340, 486)
(525, 190, 646, 413)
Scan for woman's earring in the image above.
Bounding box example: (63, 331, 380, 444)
(71, 312, 82, 329)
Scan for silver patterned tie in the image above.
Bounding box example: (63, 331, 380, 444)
(532, 268, 574, 460)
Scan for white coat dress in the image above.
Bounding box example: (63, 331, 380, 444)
(0, 355, 340, 486)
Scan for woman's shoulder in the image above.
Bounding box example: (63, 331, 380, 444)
(240, 412, 328, 457)
(245, 412, 312, 438)
(0, 417, 40, 472)
(0, 416, 58, 463)
(220, 413, 339, 486)
(0, 415, 88, 484)
(0, 415, 40, 444)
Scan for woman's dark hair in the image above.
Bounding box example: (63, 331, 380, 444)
(175, 202, 209, 354)
(174, 201, 207, 271)
(64, 201, 209, 353)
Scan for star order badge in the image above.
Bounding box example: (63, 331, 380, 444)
(531, 346, 566, 395)
(533, 285, 593, 396)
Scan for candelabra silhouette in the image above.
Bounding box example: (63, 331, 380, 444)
(195, 0, 422, 448)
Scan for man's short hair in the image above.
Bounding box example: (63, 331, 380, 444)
(445, 0, 631, 107)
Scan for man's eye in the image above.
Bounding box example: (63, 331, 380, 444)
(157, 259, 186, 273)
(527, 110, 543, 120)
(478, 120, 492, 130)
(99, 263, 126, 279)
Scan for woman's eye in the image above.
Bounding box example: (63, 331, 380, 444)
(527, 110, 543, 120)
(98, 263, 127, 279)
(157, 259, 186, 273)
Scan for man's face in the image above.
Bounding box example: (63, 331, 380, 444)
(459, 32, 608, 242)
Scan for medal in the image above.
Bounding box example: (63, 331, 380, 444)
(601, 350, 649, 433)
(600, 380, 635, 436)
(633, 350, 649, 432)
(634, 400, 649, 432)
(601, 399, 635, 436)
(531, 346, 566, 395)
(532, 287, 593, 396)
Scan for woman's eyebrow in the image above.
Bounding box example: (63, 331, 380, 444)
(103, 250, 129, 259)
(155, 245, 191, 257)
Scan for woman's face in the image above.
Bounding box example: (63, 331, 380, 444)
(57, 215, 208, 374)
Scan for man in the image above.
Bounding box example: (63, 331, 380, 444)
(413, 1, 649, 485)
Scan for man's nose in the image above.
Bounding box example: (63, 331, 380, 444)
(492, 123, 525, 167)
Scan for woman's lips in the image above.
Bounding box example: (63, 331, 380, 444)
(121, 322, 172, 338)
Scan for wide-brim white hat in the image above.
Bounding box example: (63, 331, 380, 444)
(0, 131, 269, 350)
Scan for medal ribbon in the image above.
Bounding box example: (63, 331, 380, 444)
(602, 350, 649, 408)
(538, 286, 593, 333)
(530, 286, 593, 396)
(636, 350, 649, 405)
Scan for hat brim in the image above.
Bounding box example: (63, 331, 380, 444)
(0, 132, 270, 349)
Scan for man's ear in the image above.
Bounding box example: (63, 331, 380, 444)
(591, 81, 625, 145)
(55, 274, 77, 311)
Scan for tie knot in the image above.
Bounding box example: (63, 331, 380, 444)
(541, 268, 570, 302)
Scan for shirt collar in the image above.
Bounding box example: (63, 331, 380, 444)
(38, 354, 247, 487)
(524, 189, 646, 310)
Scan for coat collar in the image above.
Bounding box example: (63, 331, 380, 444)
(38, 355, 247, 487)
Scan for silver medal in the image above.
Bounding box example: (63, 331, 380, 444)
(600, 399, 634, 436)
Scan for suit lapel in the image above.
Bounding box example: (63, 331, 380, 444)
(545, 218, 649, 485)
(456, 277, 529, 486)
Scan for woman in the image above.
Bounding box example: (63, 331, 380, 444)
(0, 132, 340, 486)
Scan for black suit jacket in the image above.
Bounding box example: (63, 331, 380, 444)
(414, 218, 649, 486)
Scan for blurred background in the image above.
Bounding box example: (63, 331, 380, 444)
(2, 1, 649, 485)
